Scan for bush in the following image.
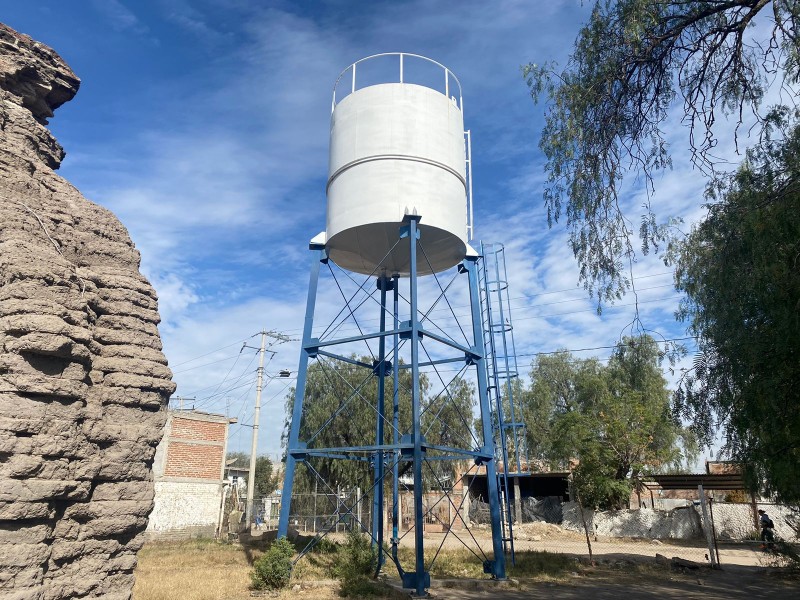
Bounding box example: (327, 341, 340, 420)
(251, 537, 295, 590)
(333, 530, 378, 597)
(313, 535, 339, 554)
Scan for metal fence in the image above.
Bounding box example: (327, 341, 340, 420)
(235, 489, 798, 571)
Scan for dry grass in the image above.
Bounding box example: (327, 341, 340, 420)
(133, 538, 348, 600)
(133, 539, 255, 600)
(133, 539, 583, 600)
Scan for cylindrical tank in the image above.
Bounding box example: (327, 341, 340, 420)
(326, 54, 469, 276)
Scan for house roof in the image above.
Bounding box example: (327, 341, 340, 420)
(643, 473, 747, 491)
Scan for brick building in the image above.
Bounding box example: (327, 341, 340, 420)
(145, 410, 235, 539)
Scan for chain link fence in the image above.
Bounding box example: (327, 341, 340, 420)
(471, 491, 723, 567)
(234, 488, 798, 570)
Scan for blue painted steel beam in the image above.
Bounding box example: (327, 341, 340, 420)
(278, 246, 325, 538)
(390, 275, 402, 576)
(398, 356, 470, 369)
(315, 351, 375, 369)
(405, 216, 428, 597)
(465, 255, 506, 580)
(373, 277, 389, 571)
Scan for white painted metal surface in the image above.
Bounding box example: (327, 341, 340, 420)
(325, 54, 470, 276)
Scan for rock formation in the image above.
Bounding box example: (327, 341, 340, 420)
(0, 22, 176, 599)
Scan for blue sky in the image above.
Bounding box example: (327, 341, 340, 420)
(5, 1, 727, 463)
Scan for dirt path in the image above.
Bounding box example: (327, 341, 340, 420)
(418, 565, 800, 600)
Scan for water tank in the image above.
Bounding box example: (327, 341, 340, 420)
(325, 54, 472, 277)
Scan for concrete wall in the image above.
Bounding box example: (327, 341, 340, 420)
(561, 502, 704, 540)
(712, 503, 798, 541)
(146, 481, 222, 539)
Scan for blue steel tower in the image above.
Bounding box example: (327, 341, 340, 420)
(278, 54, 506, 596)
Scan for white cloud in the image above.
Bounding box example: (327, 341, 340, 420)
(90, 0, 150, 35)
(57, 0, 774, 465)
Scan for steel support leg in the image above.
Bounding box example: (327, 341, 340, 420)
(390, 275, 401, 570)
(407, 216, 429, 596)
(372, 276, 390, 571)
(278, 245, 325, 537)
(465, 255, 507, 580)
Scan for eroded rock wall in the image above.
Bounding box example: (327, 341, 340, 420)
(0, 23, 176, 600)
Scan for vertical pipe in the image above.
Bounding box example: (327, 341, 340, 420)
(352, 63, 356, 94)
(466, 256, 507, 580)
(466, 131, 474, 241)
(278, 248, 324, 537)
(399, 53, 404, 83)
(409, 216, 427, 597)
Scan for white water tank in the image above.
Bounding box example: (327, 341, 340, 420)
(324, 54, 472, 276)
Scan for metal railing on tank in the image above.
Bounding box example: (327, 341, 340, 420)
(332, 52, 464, 112)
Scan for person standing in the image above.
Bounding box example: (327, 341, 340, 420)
(758, 509, 775, 550)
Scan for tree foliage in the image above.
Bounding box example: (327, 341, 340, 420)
(226, 452, 279, 497)
(674, 112, 800, 502)
(254, 456, 279, 497)
(250, 537, 295, 590)
(524, 336, 695, 509)
(283, 356, 476, 493)
(525, 0, 799, 302)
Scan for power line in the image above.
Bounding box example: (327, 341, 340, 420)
(170, 335, 257, 368)
(171, 351, 245, 375)
(517, 336, 697, 359)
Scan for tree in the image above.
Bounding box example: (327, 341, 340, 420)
(525, 336, 694, 509)
(282, 357, 477, 494)
(421, 376, 477, 486)
(227, 451, 249, 468)
(254, 456, 279, 497)
(524, 0, 799, 303)
(226, 452, 279, 497)
(523, 352, 605, 468)
(674, 113, 800, 502)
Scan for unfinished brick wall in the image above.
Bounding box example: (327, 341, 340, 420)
(146, 411, 231, 539)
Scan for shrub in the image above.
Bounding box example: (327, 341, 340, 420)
(312, 535, 339, 554)
(333, 530, 378, 597)
(250, 537, 295, 590)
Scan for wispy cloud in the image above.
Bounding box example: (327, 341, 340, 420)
(53, 0, 732, 461)
(90, 0, 150, 35)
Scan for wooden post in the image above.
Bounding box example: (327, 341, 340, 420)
(698, 485, 718, 569)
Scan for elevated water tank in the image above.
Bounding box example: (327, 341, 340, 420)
(325, 53, 472, 276)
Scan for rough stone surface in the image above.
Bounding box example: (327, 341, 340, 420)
(561, 502, 704, 540)
(0, 22, 175, 600)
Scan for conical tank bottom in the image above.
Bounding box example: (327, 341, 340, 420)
(326, 221, 466, 276)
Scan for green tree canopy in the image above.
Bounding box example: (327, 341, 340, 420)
(525, 0, 799, 303)
(226, 452, 279, 497)
(674, 113, 800, 502)
(282, 356, 476, 494)
(254, 456, 279, 497)
(525, 336, 695, 509)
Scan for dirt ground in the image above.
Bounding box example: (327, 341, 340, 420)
(134, 529, 800, 600)
(382, 521, 770, 567)
(310, 523, 800, 599)
(416, 566, 800, 600)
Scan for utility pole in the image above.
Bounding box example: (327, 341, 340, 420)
(245, 331, 267, 528)
(244, 330, 295, 528)
(172, 396, 195, 411)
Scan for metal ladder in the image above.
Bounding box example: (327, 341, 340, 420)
(478, 242, 529, 564)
